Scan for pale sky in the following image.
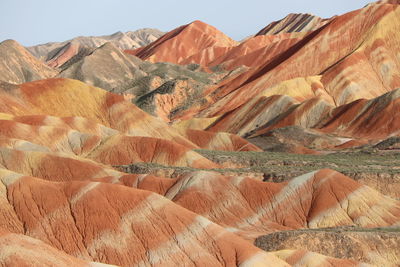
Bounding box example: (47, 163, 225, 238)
(0, 0, 373, 46)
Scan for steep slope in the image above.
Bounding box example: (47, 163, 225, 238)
(0, 40, 57, 84)
(247, 89, 400, 148)
(207, 95, 298, 136)
(248, 97, 334, 137)
(131, 20, 238, 64)
(209, 87, 400, 146)
(115, 167, 400, 240)
(0, 119, 217, 168)
(209, 34, 306, 70)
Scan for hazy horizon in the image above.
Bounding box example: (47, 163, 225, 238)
(1, 0, 373, 46)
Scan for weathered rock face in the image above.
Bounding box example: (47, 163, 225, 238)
(0, 131, 399, 265)
(0, 78, 259, 154)
(0, 76, 398, 266)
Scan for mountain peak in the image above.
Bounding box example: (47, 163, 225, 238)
(133, 20, 237, 63)
(256, 13, 327, 36)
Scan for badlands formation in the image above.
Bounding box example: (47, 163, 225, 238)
(0, 1, 399, 266)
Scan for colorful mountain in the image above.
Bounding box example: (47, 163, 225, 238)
(0, 1, 400, 266)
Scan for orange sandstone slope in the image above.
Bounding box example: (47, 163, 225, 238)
(180, 33, 306, 70)
(0, 99, 394, 263)
(129, 20, 238, 64)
